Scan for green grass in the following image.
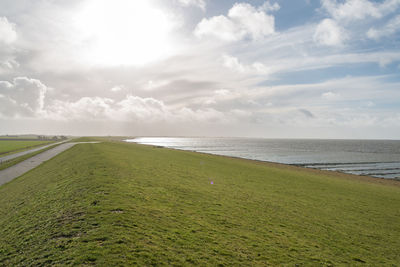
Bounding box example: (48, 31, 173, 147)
(0, 140, 53, 156)
(68, 137, 97, 142)
(69, 136, 128, 142)
(0, 143, 62, 171)
(0, 135, 39, 140)
(0, 141, 399, 265)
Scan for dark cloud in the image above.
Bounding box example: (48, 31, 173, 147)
(298, 108, 314, 118)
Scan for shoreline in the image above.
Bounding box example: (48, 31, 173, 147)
(130, 141, 400, 188)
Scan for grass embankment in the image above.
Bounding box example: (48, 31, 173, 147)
(0, 140, 54, 156)
(69, 136, 128, 142)
(0, 141, 399, 265)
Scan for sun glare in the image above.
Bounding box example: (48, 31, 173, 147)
(75, 0, 176, 66)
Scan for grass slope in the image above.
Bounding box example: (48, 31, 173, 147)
(0, 141, 399, 266)
(0, 140, 53, 156)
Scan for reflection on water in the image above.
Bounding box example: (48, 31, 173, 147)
(126, 137, 400, 180)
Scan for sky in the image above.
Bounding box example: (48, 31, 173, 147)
(0, 0, 399, 139)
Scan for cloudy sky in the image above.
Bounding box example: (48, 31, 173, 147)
(0, 0, 399, 138)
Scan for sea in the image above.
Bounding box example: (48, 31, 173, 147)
(126, 137, 400, 180)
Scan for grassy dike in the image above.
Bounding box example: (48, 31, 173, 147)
(0, 140, 399, 265)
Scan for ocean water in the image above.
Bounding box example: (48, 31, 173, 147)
(126, 137, 400, 180)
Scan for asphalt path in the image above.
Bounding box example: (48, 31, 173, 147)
(0, 142, 100, 187)
(0, 140, 68, 164)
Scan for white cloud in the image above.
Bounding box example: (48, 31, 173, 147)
(0, 77, 48, 117)
(48, 97, 114, 120)
(194, 15, 243, 42)
(367, 15, 400, 40)
(177, 107, 228, 123)
(222, 54, 270, 75)
(46, 94, 230, 124)
(215, 89, 230, 96)
(322, 91, 339, 99)
(111, 85, 124, 92)
(363, 101, 375, 107)
(117, 95, 168, 121)
(252, 62, 270, 74)
(176, 0, 206, 10)
(260, 1, 280, 12)
(0, 17, 17, 45)
(0, 17, 18, 73)
(314, 19, 346, 46)
(321, 0, 400, 22)
(0, 60, 18, 69)
(45, 95, 165, 121)
(0, 59, 19, 74)
(146, 80, 170, 90)
(222, 55, 246, 72)
(228, 3, 275, 40)
(194, 2, 275, 42)
(378, 57, 392, 67)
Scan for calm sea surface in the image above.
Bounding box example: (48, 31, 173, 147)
(126, 137, 400, 180)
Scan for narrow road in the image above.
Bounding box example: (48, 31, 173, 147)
(0, 140, 68, 164)
(0, 142, 100, 186)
